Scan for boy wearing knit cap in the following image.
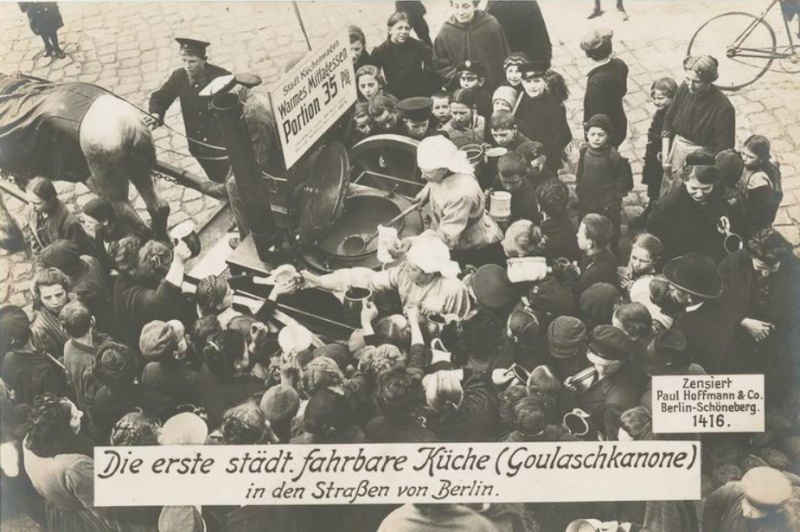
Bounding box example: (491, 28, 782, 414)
(576, 114, 633, 257)
(546, 316, 591, 382)
(492, 86, 518, 114)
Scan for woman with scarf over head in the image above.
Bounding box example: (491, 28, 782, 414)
(416, 135, 503, 266)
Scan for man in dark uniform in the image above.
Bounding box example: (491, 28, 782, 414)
(146, 38, 231, 183)
(397, 97, 441, 140)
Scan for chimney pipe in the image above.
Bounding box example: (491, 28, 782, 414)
(211, 91, 278, 262)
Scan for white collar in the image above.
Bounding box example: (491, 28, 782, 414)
(685, 301, 704, 312)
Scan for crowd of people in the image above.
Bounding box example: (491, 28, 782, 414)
(2, 1, 800, 532)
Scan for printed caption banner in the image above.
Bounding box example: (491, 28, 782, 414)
(95, 442, 700, 506)
(269, 26, 357, 169)
(652, 374, 765, 433)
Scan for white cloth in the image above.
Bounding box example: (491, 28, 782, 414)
(417, 135, 475, 175)
(428, 173, 503, 251)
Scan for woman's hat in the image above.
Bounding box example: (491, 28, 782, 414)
(139, 320, 178, 361)
(579, 282, 621, 326)
(406, 235, 460, 278)
(663, 253, 722, 299)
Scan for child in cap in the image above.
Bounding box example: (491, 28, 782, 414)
(575, 213, 618, 298)
(431, 91, 452, 129)
(581, 28, 629, 148)
(492, 86, 518, 114)
(630, 77, 678, 229)
(489, 110, 531, 151)
(457, 60, 492, 119)
(575, 114, 633, 257)
(493, 152, 541, 225)
(348, 102, 375, 147)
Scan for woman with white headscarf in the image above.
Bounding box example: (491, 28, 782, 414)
(416, 136, 503, 263)
(302, 235, 472, 319)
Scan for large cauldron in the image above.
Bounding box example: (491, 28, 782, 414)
(295, 142, 424, 272)
(301, 186, 423, 272)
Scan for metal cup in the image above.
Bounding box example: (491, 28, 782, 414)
(170, 220, 201, 259)
(343, 287, 373, 327)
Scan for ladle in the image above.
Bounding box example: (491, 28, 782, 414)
(341, 200, 421, 255)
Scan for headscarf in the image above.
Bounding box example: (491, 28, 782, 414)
(417, 135, 475, 175)
(406, 235, 460, 278)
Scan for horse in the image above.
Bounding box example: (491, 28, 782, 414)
(0, 72, 170, 241)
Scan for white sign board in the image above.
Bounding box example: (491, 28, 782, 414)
(652, 374, 765, 433)
(95, 442, 701, 506)
(269, 27, 357, 169)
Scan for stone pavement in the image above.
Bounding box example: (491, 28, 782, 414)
(0, 0, 799, 316)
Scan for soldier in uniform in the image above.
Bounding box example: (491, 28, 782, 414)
(146, 38, 232, 183)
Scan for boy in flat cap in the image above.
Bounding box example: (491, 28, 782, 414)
(147, 38, 232, 183)
(397, 97, 440, 140)
(703, 467, 797, 531)
(581, 28, 629, 148)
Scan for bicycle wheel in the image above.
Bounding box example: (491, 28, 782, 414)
(688, 12, 776, 91)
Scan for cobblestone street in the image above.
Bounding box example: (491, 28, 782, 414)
(1, 0, 799, 307)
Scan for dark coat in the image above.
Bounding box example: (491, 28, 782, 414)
(432, 10, 510, 91)
(671, 297, 738, 374)
(492, 176, 540, 224)
(718, 250, 800, 381)
(112, 276, 193, 352)
(540, 215, 581, 264)
(516, 92, 572, 172)
(577, 361, 647, 434)
(663, 83, 735, 153)
(642, 107, 668, 188)
(420, 370, 499, 442)
(365, 415, 438, 443)
(141, 361, 200, 420)
(193, 365, 265, 430)
(19, 3, 63, 36)
(0, 349, 68, 406)
(371, 38, 439, 100)
(82, 373, 151, 444)
(68, 257, 115, 336)
(646, 185, 729, 263)
(583, 58, 629, 147)
(486, 0, 552, 66)
(575, 144, 633, 219)
(574, 248, 618, 298)
(148, 64, 231, 159)
(25, 200, 96, 258)
(703, 482, 797, 532)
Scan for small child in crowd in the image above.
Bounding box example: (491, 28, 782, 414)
(441, 87, 485, 148)
(739, 134, 783, 235)
(630, 77, 677, 229)
(457, 60, 492, 119)
(503, 52, 528, 89)
(492, 86, 518, 114)
(575, 114, 632, 257)
(618, 233, 663, 293)
(489, 111, 531, 151)
(536, 179, 580, 263)
(356, 65, 384, 102)
(575, 213, 617, 298)
(517, 141, 557, 190)
(431, 91, 452, 129)
(493, 152, 541, 224)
